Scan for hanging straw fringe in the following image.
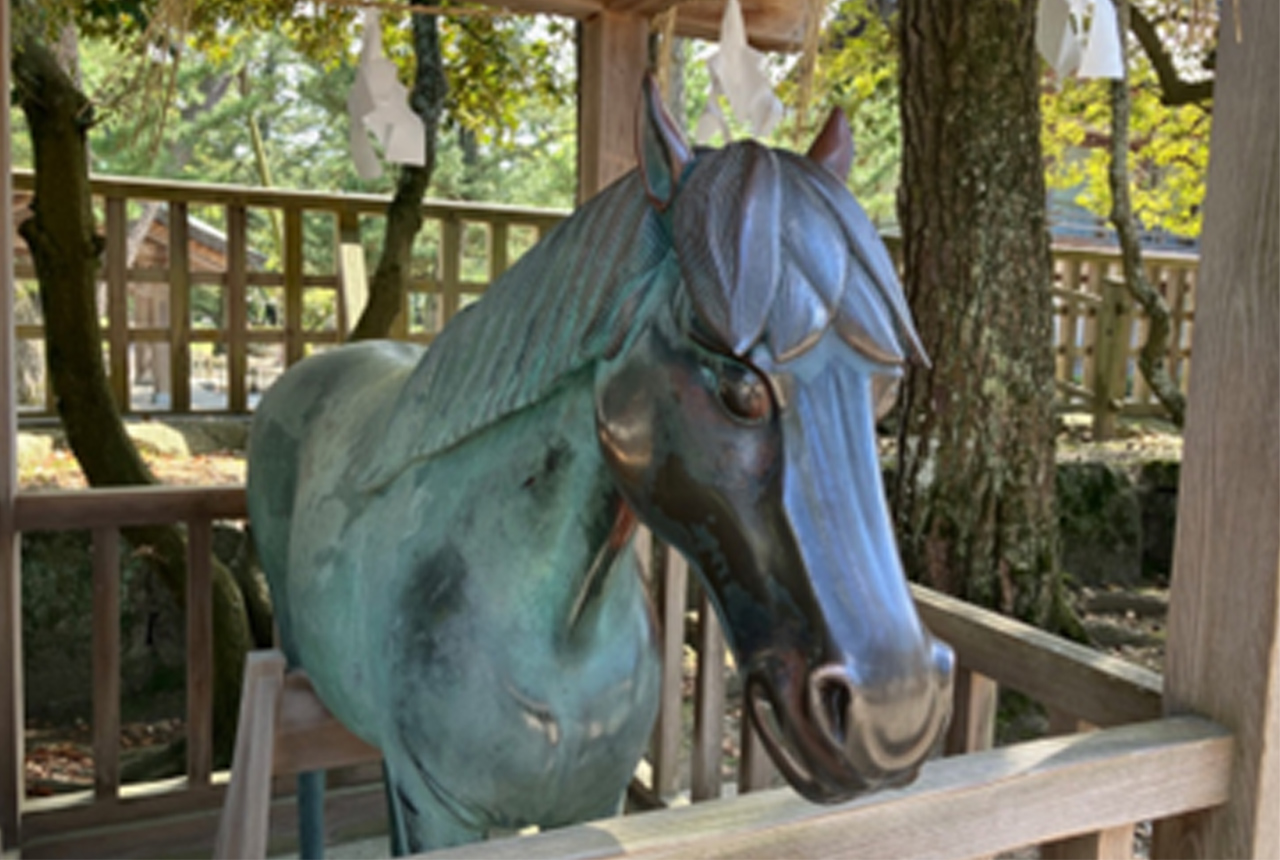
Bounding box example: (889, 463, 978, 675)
(792, 0, 823, 146)
(653, 6, 680, 101)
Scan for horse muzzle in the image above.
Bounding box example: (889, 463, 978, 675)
(745, 637, 954, 803)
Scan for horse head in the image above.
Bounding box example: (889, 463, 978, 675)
(595, 79, 954, 803)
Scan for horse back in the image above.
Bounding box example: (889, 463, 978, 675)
(247, 340, 422, 664)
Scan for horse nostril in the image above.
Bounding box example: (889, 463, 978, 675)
(810, 667, 855, 747)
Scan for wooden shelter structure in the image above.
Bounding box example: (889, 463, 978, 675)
(1, 1, 1276, 857)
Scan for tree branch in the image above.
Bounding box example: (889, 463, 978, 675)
(1129, 5, 1214, 107)
(1109, 0, 1187, 427)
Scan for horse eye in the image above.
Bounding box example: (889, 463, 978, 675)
(716, 363, 771, 423)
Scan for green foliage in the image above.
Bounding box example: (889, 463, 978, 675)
(773, 1, 901, 227)
(1041, 27, 1212, 237)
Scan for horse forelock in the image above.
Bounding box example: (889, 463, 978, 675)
(671, 142, 924, 368)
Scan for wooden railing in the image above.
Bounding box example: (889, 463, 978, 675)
(10, 170, 563, 417)
(3, 485, 1229, 859)
(1050, 247, 1198, 438)
(11, 172, 1195, 435)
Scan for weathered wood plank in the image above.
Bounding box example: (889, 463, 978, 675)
(649, 542, 687, 799)
(441, 217, 462, 325)
(274, 668, 382, 776)
(92, 527, 122, 800)
(186, 518, 214, 787)
(168, 201, 192, 413)
(691, 589, 725, 802)
(21, 781, 387, 860)
(1041, 824, 1134, 860)
(104, 196, 130, 410)
(491, 220, 509, 280)
(425, 718, 1230, 860)
(214, 651, 285, 860)
(912, 585, 1162, 728)
(14, 485, 246, 532)
(577, 11, 648, 203)
(943, 665, 996, 756)
(283, 206, 305, 366)
(337, 206, 366, 336)
(225, 204, 249, 412)
(736, 718, 775, 795)
(1152, 2, 1279, 855)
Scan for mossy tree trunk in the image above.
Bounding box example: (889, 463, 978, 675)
(349, 10, 445, 341)
(893, 0, 1076, 633)
(12, 33, 255, 760)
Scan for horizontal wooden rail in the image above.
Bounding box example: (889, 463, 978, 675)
(10, 169, 1196, 428)
(912, 585, 1163, 727)
(10, 169, 570, 224)
(13, 485, 247, 531)
(425, 717, 1230, 860)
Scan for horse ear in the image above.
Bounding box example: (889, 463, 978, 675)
(637, 74, 692, 211)
(806, 108, 855, 182)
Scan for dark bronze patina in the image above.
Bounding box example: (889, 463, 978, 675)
(246, 77, 953, 856)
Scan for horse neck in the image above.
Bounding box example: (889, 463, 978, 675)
(440, 367, 638, 635)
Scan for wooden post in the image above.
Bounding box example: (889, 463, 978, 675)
(104, 196, 129, 410)
(577, 11, 649, 204)
(186, 518, 214, 787)
(737, 718, 776, 794)
(649, 543, 687, 799)
(337, 206, 366, 337)
(441, 216, 462, 326)
(1152, 1, 1279, 856)
(1041, 826, 1134, 860)
(691, 588, 725, 802)
(1092, 274, 1129, 440)
(0, 0, 24, 845)
(226, 204, 248, 413)
(168, 201, 192, 413)
(283, 207, 304, 366)
(944, 665, 997, 756)
(91, 527, 121, 799)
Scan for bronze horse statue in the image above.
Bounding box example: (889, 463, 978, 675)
(247, 79, 953, 856)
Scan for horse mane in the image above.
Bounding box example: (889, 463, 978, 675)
(672, 142, 924, 365)
(357, 141, 923, 492)
(356, 172, 674, 490)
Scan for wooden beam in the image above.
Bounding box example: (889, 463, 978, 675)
(426, 718, 1231, 860)
(577, 11, 649, 204)
(0, 0, 24, 846)
(14, 486, 246, 532)
(1152, 1, 1279, 857)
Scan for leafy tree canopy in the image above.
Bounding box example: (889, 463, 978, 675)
(14, 0, 578, 208)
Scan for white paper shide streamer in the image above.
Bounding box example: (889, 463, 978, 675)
(347, 10, 426, 181)
(1037, 0, 1124, 80)
(695, 0, 784, 144)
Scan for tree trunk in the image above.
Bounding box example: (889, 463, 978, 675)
(894, 0, 1074, 632)
(349, 11, 445, 341)
(1107, 0, 1186, 427)
(12, 34, 254, 760)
